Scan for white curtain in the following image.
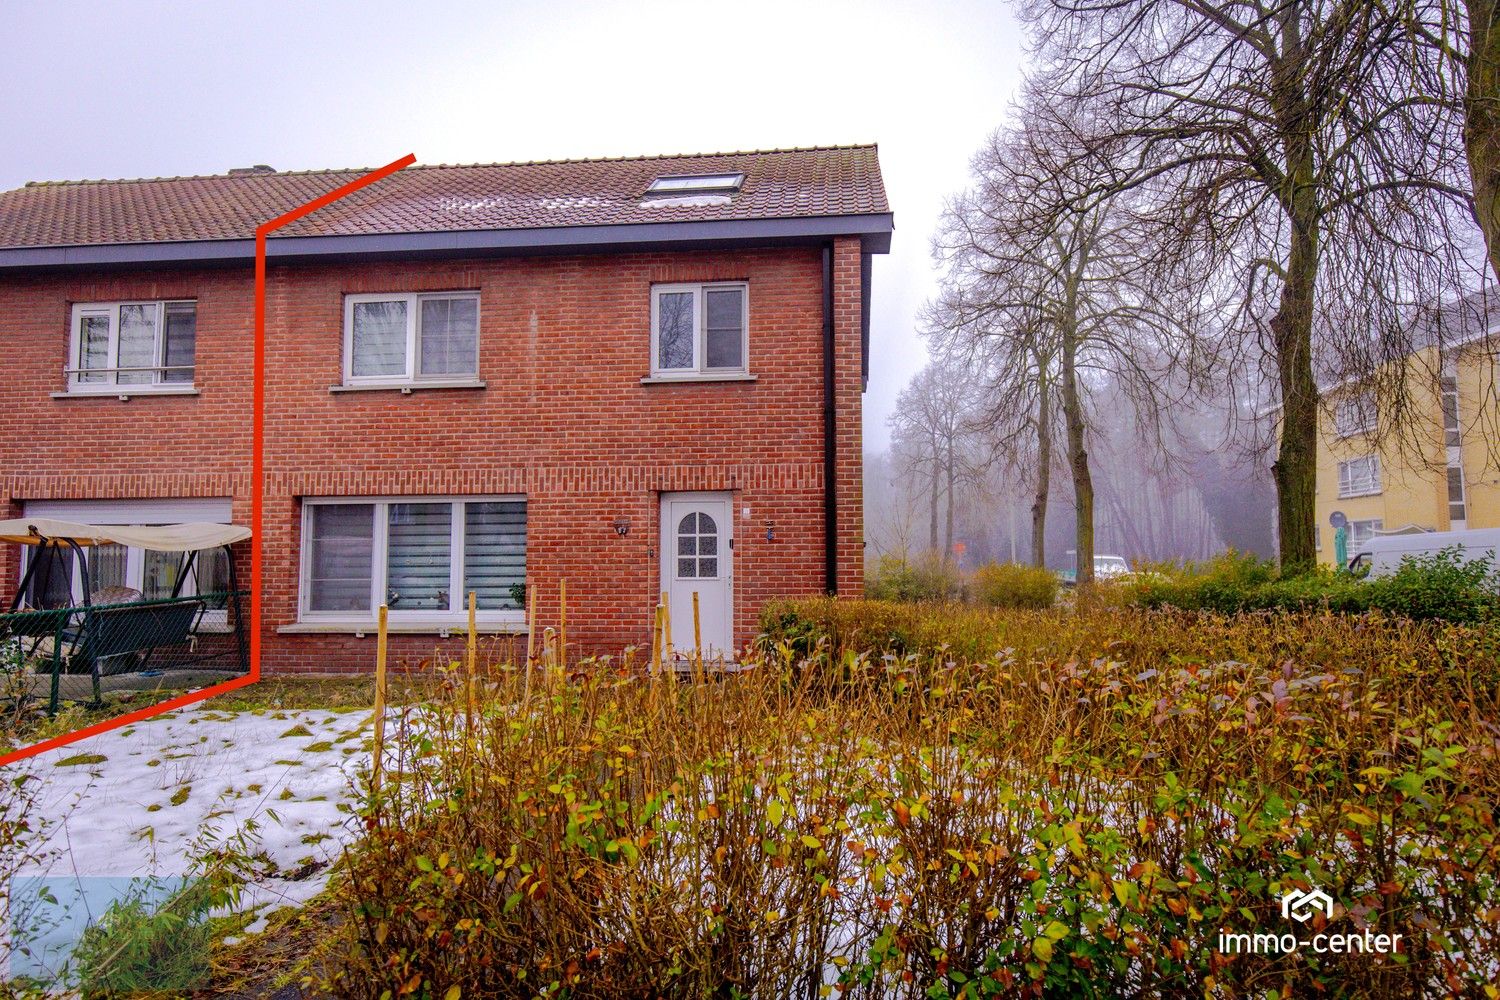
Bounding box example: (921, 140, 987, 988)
(351, 300, 408, 377)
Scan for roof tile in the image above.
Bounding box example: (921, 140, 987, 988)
(0, 146, 889, 248)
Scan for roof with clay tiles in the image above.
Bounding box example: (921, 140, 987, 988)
(0, 145, 890, 248)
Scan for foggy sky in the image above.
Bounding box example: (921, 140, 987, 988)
(0, 0, 1026, 447)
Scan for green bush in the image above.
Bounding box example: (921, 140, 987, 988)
(970, 561, 1058, 609)
(864, 552, 962, 602)
(1124, 547, 1499, 624)
(1366, 548, 1500, 622)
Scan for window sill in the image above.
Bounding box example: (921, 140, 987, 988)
(640, 373, 757, 385)
(279, 619, 525, 636)
(1337, 490, 1383, 500)
(51, 386, 200, 400)
(329, 379, 487, 394)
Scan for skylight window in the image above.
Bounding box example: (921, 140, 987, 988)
(646, 173, 744, 195)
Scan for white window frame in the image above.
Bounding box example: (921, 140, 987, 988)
(1334, 391, 1376, 438)
(16, 497, 236, 628)
(649, 282, 750, 377)
(646, 173, 744, 194)
(66, 300, 196, 392)
(342, 291, 481, 386)
(298, 495, 525, 627)
(1337, 455, 1382, 498)
(1349, 518, 1384, 547)
(1447, 464, 1468, 526)
(18, 546, 223, 607)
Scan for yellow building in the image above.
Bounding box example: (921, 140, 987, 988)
(1314, 328, 1500, 567)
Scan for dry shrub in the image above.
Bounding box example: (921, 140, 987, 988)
(865, 553, 963, 603)
(323, 604, 1500, 998)
(969, 562, 1058, 610)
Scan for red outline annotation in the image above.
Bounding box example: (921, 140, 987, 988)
(0, 153, 418, 768)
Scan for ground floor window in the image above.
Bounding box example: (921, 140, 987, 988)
(1349, 518, 1384, 548)
(299, 496, 526, 624)
(16, 499, 234, 608)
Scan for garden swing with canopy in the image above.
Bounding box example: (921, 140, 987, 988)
(0, 518, 251, 712)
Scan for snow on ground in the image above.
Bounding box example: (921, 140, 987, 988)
(11, 704, 374, 972)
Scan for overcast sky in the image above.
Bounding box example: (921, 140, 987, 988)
(1, 0, 1026, 448)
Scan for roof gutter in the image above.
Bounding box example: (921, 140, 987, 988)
(0, 213, 894, 271)
(822, 243, 838, 596)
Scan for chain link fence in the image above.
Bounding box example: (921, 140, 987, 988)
(1, 591, 249, 714)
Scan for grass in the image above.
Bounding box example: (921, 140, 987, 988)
(53, 752, 108, 767)
(310, 600, 1500, 998)
(205, 674, 426, 713)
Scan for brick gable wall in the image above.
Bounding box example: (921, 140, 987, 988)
(0, 239, 865, 672)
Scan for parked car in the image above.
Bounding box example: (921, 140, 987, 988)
(1348, 527, 1500, 576)
(1058, 555, 1132, 584)
(1094, 555, 1132, 579)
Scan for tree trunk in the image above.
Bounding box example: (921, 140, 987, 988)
(1270, 218, 1320, 574)
(1031, 371, 1052, 568)
(1060, 322, 1094, 585)
(1465, 1, 1500, 285)
(1268, 10, 1320, 574)
(928, 447, 940, 555)
(944, 434, 956, 562)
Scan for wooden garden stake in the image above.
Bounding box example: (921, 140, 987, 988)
(558, 579, 568, 670)
(661, 590, 671, 660)
(372, 604, 389, 802)
(466, 591, 477, 735)
(692, 590, 702, 678)
(525, 581, 537, 677)
(650, 602, 663, 676)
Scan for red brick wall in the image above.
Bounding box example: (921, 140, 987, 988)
(0, 243, 865, 671)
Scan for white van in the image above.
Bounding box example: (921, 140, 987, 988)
(1349, 527, 1500, 577)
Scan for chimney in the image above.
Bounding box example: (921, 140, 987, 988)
(228, 165, 276, 176)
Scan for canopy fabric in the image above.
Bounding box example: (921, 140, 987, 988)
(0, 518, 250, 551)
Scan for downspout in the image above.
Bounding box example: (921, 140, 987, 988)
(822, 244, 838, 595)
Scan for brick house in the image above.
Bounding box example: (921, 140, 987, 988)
(0, 147, 892, 671)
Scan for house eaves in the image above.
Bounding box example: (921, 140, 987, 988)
(0, 213, 894, 272)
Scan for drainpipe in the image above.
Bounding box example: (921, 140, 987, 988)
(822, 244, 838, 595)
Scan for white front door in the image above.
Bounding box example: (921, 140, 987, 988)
(660, 492, 733, 658)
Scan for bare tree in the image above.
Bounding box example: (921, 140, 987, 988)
(1406, 1, 1500, 283)
(931, 85, 1199, 584)
(863, 450, 930, 562)
(888, 355, 988, 560)
(1026, 0, 1479, 571)
(1461, 2, 1500, 282)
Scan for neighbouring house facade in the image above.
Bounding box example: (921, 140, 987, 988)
(0, 147, 892, 671)
(1313, 293, 1500, 566)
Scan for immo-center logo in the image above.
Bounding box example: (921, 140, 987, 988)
(1217, 885, 1404, 956)
(1281, 887, 1335, 923)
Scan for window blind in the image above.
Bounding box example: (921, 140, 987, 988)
(386, 503, 453, 610)
(309, 504, 374, 611)
(464, 501, 527, 609)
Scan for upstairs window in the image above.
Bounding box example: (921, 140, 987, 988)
(68, 300, 195, 390)
(1441, 376, 1462, 448)
(344, 292, 479, 385)
(646, 173, 744, 195)
(1334, 391, 1376, 438)
(651, 282, 748, 377)
(1448, 465, 1467, 523)
(1337, 455, 1382, 498)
